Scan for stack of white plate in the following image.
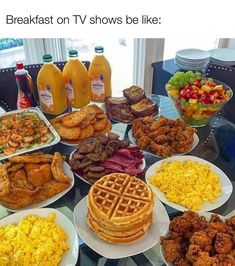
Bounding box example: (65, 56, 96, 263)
(175, 49, 210, 71)
(208, 48, 235, 66)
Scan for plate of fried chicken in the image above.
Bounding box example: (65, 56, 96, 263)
(0, 151, 74, 212)
(160, 211, 235, 265)
(129, 116, 199, 157)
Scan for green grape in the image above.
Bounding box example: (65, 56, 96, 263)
(189, 78, 194, 84)
(179, 80, 184, 88)
(200, 80, 206, 86)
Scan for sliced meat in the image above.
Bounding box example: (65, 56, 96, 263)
(125, 166, 143, 175)
(100, 161, 124, 172)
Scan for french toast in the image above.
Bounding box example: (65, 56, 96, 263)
(131, 98, 158, 117)
(123, 86, 146, 104)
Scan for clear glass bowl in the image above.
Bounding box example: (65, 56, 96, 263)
(165, 79, 233, 127)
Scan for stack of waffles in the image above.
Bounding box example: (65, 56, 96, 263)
(87, 173, 154, 243)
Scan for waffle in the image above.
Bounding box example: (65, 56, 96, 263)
(87, 173, 154, 243)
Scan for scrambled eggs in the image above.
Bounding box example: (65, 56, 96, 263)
(149, 160, 221, 210)
(0, 213, 69, 266)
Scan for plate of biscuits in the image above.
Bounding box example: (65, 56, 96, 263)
(50, 104, 112, 146)
(69, 132, 145, 184)
(73, 173, 170, 259)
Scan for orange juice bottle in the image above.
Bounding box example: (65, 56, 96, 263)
(37, 54, 67, 115)
(63, 50, 90, 108)
(88, 46, 112, 102)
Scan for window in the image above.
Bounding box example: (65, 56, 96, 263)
(65, 38, 134, 95)
(163, 38, 219, 60)
(0, 38, 25, 68)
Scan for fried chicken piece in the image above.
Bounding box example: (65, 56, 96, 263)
(51, 152, 71, 183)
(10, 169, 34, 191)
(226, 215, 235, 230)
(153, 134, 168, 144)
(28, 164, 53, 188)
(150, 116, 171, 131)
(149, 141, 173, 157)
(0, 187, 40, 209)
(7, 163, 24, 173)
(215, 233, 233, 254)
(210, 213, 222, 222)
(183, 211, 208, 231)
(32, 180, 70, 203)
(214, 254, 235, 266)
(169, 215, 193, 233)
(193, 252, 219, 266)
(148, 126, 170, 136)
(167, 230, 183, 240)
(24, 163, 41, 174)
(173, 118, 188, 129)
(186, 244, 201, 263)
(175, 258, 190, 266)
(228, 249, 235, 257)
(161, 238, 182, 263)
(10, 154, 54, 163)
(209, 220, 230, 233)
(136, 136, 152, 150)
(190, 231, 213, 252)
(0, 167, 10, 196)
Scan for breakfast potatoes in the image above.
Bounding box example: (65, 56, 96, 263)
(50, 105, 112, 143)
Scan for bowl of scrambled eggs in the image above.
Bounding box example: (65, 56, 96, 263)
(145, 155, 233, 212)
(0, 208, 79, 266)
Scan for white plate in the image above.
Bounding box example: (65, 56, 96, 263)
(176, 49, 210, 61)
(160, 211, 226, 266)
(69, 147, 146, 185)
(3, 161, 74, 212)
(209, 48, 235, 66)
(145, 155, 233, 212)
(0, 208, 79, 266)
(128, 129, 199, 157)
(73, 196, 169, 259)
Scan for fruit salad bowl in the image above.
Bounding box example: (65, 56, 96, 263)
(165, 71, 233, 127)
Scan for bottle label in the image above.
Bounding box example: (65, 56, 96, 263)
(91, 74, 105, 101)
(17, 90, 31, 109)
(65, 79, 75, 105)
(38, 84, 54, 112)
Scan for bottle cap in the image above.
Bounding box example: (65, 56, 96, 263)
(43, 54, 53, 62)
(95, 46, 104, 53)
(16, 62, 24, 70)
(69, 50, 78, 57)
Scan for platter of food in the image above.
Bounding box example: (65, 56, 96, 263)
(145, 155, 233, 212)
(0, 151, 74, 212)
(69, 132, 145, 184)
(0, 107, 60, 160)
(73, 173, 170, 259)
(160, 210, 235, 265)
(50, 104, 112, 146)
(128, 116, 199, 157)
(105, 86, 159, 124)
(0, 208, 79, 266)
